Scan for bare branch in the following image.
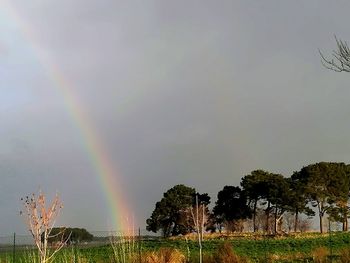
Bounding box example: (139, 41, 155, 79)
(47, 231, 71, 262)
(320, 36, 350, 72)
(21, 191, 65, 263)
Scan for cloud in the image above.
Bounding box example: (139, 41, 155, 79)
(1, 0, 350, 233)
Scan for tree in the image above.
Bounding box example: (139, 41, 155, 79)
(241, 170, 286, 233)
(325, 164, 350, 231)
(146, 184, 196, 237)
(288, 175, 315, 232)
(241, 170, 269, 232)
(21, 191, 67, 263)
(295, 162, 350, 233)
(45, 228, 93, 244)
(319, 39, 350, 230)
(267, 174, 290, 234)
(213, 186, 251, 233)
(189, 193, 211, 234)
(205, 212, 218, 233)
(283, 212, 296, 233)
(189, 193, 211, 263)
(320, 36, 350, 72)
(296, 163, 330, 233)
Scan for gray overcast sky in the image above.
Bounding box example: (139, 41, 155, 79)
(1, 0, 350, 234)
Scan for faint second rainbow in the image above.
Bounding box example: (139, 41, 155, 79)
(1, 1, 132, 232)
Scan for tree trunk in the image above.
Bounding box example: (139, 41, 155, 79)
(294, 210, 299, 233)
(253, 200, 257, 232)
(274, 206, 278, 234)
(317, 202, 323, 233)
(342, 208, 348, 231)
(265, 201, 270, 233)
(346, 218, 348, 231)
(277, 214, 284, 233)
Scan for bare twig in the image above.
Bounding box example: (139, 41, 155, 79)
(21, 191, 66, 263)
(319, 36, 350, 72)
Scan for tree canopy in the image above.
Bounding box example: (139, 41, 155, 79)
(146, 184, 211, 237)
(213, 186, 251, 232)
(146, 162, 350, 235)
(294, 162, 350, 232)
(43, 227, 93, 244)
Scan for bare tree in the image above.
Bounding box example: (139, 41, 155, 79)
(190, 194, 208, 263)
(21, 191, 68, 263)
(320, 36, 350, 72)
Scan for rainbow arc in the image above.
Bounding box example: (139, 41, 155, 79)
(1, 1, 131, 232)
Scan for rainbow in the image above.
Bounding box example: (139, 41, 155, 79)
(1, 1, 132, 232)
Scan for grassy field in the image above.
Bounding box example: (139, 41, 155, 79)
(1, 232, 350, 262)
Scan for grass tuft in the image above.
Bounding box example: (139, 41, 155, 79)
(339, 247, 350, 263)
(312, 246, 328, 263)
(143, 248, 185, 263)
(203, 242, 248, 263)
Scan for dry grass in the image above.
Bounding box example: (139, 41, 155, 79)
(142, 248, 185, 263)
(339, 247, 350, 263)
(109, 231, 140, 263)
(203, 242, 248, 263)
(312, 247, 328, 263)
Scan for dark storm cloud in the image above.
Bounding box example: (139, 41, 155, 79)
(1, 0, 350, 233)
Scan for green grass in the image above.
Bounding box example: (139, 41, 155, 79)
(140, 232, 350, 259)
(1, 232, 350, 262)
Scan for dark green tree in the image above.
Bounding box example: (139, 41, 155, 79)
(44, 227, 93, 244)
(295, 162, 350, 233)
(297, 163, 331, 233)
(319, 38, 350, 230)
(241, 170, 269, 232)
(266, 174, 291, 234)
(184, 192, 212, 238)
(288, 175, 315, 232)
(241, 170, 286, 233)
(247, 172, 290, 234)
(146, 184, 196, 237)
(325, 163, 350, 231)
(205, 212, 218, 233)
(190, 193, 211, 212)
(213, 186, 251, 232)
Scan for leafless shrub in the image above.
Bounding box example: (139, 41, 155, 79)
(20, 191, 68, 263)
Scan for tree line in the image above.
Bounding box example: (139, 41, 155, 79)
(146, 162, 350, 237)
(44, 228, 94, 244)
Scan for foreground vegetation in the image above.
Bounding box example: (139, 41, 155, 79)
(18, 162, 350, 262)
(2, 232, 350, 262)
